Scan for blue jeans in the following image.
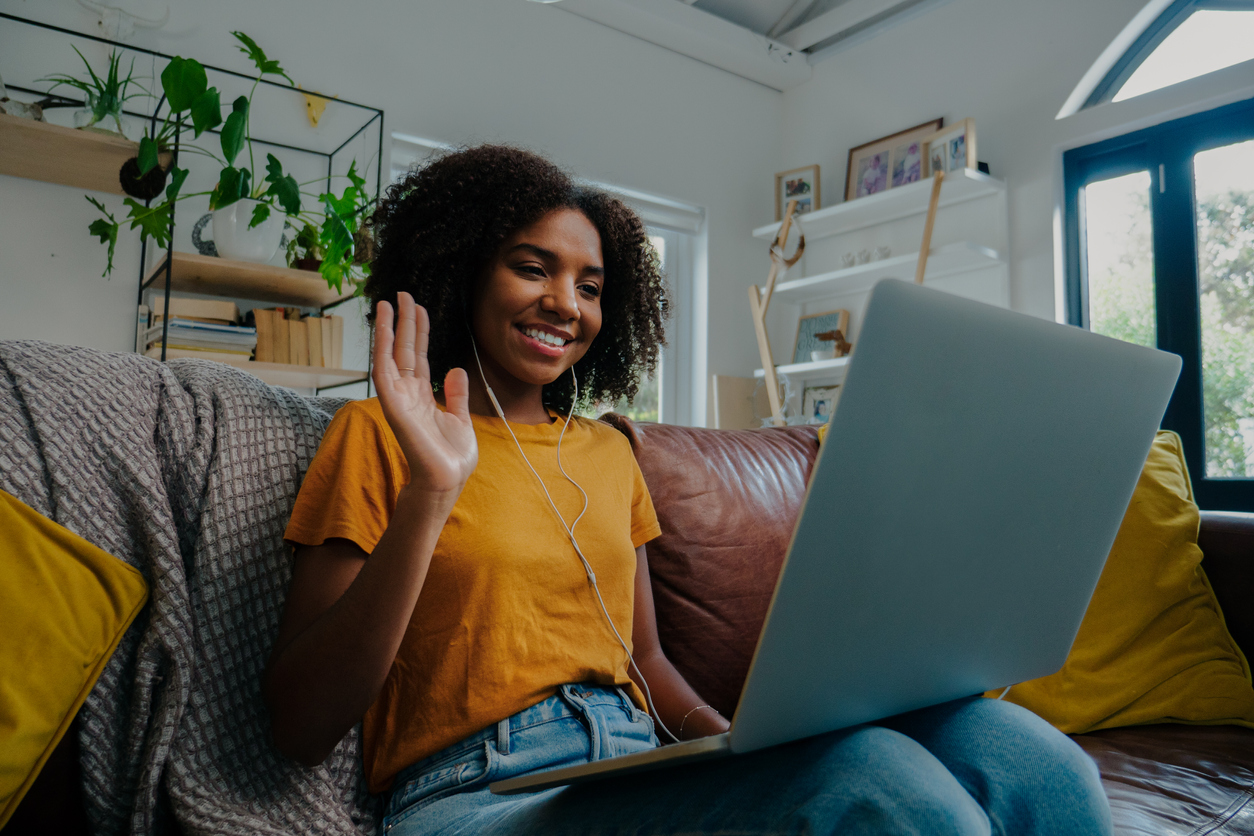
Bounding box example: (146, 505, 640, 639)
(380, 684, 1112, 836)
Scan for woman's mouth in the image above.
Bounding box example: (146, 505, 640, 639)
(519, 326, 572, 357)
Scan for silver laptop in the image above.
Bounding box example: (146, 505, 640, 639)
(491, 278, 1181, 795)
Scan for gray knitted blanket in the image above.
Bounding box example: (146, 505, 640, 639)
(0, 340, 378, 835)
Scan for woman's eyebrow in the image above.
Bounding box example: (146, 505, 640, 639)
(507, 243, 604, 277)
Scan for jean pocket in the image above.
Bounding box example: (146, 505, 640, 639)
(385, 746, 490, 830)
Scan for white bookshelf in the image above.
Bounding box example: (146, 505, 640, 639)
(753, 169, 1005, 243)
(733, 168, 1010, 427)
(770, 241, 1003, 304)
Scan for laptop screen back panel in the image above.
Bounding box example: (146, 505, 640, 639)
(729, 280, 1181, 754)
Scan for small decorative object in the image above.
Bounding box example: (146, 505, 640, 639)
(775, 165, 820, 220)
(924, 118, 977, 177)
(814, 328, 853, 358)
(0, 74, 45, 121)
(299, 87, 333, 127)
(845, 118, 943, 202)
(286, 221, 324, 270)
(793, 309, 850, 365)
(803, 385, 841, 424)
(873, 245, 891, 261)
(840, 252, 856, 269)
(191, 214, 219, 257)
(39, 46, 143, 137)
(856, 249, 871, 264)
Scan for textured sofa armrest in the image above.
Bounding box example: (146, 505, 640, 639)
(1198, 511, 1254, 661)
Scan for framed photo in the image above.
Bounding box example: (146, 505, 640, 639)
(775, 165, 820, 221)
(844, 118, 942, 202)
(792, 309, 850, 365)
(923, 118, 977, 177)
(803, 385, 841, 424)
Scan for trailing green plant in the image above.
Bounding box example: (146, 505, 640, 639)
(40, 46, 145, 135)
(85, 32, 376, 293)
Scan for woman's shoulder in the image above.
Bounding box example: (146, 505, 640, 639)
(322, 398, 398, 451)
(572, 415, 634, 454)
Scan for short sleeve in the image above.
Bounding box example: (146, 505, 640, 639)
(284, 401, 406, 555)
(629, 454, 662, 549)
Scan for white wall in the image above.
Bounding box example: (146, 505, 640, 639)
(0, 0, 783, 420)
(778, 0, 1254, 322)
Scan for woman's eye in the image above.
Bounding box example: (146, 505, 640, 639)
(517, 264, 545, 277)
(579, 284, 602, 298)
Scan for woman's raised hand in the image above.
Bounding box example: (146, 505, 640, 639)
(373, 292, 478, 501)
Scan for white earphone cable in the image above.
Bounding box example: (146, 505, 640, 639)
(470, 339, 679, 743)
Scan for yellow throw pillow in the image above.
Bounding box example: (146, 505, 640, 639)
(988, 431, 1254, 734)
(0, 489, 148, 829)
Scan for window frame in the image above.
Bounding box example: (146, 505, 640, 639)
(1082, 0, 1254, 110)
(1064, 94, 1254, 510)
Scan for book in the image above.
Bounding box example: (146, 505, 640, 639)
(290, 315, 309, 366)
(253, 309, 274, 363)
(147, 297, 239, 322)
(306, 317, 324, 368)
(144, 346, 252, 364)
(320, 317, 333, 369)
(274, 314, 291, 365)
(330, 315, 343, 369)
(147, 337, 254, 353)
(144, 322, 256, 350)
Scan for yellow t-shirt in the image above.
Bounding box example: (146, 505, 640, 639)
(284, 399, 661, 792)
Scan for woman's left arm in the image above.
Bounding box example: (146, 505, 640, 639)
(628, 544, 732, 742)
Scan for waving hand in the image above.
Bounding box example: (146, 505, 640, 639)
(373, 292, 478, 500)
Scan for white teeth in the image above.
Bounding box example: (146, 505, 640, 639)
(525, 328, 567, 346)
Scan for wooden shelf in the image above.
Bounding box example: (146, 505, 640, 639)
(755, 356, 850, 380)
(144, 251, 353, 308)
(0, 111, 137, 195)
(753, 169, 1005, 242)
(149, 348, 367, 389)
(770, 242, 1003, 304)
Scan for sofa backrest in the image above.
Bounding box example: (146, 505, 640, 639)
(601, 415, 1254, 719)
(599, 414, 820, 718)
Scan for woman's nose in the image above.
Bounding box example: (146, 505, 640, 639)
(542, 277, 580, 320)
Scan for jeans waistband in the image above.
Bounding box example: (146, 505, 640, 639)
(392, 684, 635, 788)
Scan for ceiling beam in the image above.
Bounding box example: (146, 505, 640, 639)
(775, 0, 909, 51)
(767, 0, 819, 38)
(550, 0, 812, 91)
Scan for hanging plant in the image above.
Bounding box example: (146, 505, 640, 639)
(40, 46, 146, 137)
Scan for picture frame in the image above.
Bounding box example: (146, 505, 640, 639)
(792, 308, 850, 365)
(775, 164, 820, 221)
(923, 118, 977, 177)
(803, 385, 841, 424)
(844, 118, 943, 202)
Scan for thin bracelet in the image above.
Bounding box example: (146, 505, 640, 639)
(679, 704, 720, 740)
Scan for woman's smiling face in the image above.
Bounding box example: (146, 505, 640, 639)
(469, 208, 604, 397)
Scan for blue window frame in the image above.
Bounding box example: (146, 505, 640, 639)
(1064, 96, 1254, 510)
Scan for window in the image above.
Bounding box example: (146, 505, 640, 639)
(1059, 0, 1254, 117)
(1065, 96, 1254, 509)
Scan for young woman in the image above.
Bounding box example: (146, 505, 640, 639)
(263, 145, 1113, 836)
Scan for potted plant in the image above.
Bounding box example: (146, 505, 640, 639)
(40, 46, 145, 137)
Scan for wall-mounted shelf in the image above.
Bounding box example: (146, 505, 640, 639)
(753, 169, 1005, 242)
(147, 347, 368, 389)
(0, 111, 136, 195)
(754, 356, 850, 380)
(143, 252, 354, 308)
(770, 241, 1003, 304)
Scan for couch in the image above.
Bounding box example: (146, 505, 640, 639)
(4, 348, 1253, 835)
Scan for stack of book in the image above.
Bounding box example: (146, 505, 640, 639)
(253, 308, 344, 369)
(141, 299, 258, 363)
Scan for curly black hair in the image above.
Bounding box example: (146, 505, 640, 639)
(364, 145, 668, 411)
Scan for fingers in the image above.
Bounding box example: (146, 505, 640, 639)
(372, 300, 396, 392)
(394, 293, 418, 378)
(444, 367, 470, 419)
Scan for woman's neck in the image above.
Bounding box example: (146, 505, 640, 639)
(461, 366, 554, 425)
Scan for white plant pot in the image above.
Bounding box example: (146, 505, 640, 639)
(211, 199, 284, 263)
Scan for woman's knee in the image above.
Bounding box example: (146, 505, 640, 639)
(889, 698, 1111, 835)
(797, 725, 991, 836)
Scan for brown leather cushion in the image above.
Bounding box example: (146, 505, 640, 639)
(599, 415, 819, 718)
(1073, 724, 1254, 835)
